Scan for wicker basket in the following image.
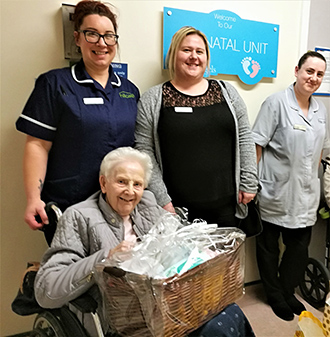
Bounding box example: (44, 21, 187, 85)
(98, 228, 245, 337)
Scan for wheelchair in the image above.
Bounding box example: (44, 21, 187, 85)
(13, 203, 249, 337)
(31, 294, 104, 337)
(14, 204, 189, 337)
(298, 204, 330, 309)
(298, 159, 330, 308)
(12, 203, 115, 337)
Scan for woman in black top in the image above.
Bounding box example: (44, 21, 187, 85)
(135, 26, 258, 225)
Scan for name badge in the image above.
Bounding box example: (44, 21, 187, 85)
(83, 97, 104, 105)
(174, 107, 193, 113)
(293, 124, 306, 131)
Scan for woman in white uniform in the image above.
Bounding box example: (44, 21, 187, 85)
(252, 51, 329, 321)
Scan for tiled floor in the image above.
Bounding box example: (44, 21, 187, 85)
(237, 282, 324, 337)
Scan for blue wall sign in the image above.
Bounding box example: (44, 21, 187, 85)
(112, 62, 128, 79)
(163, 7, 279, 85)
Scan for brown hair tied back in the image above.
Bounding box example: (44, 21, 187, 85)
(73, 0, 117, 33)
(298, 50, 327, 69)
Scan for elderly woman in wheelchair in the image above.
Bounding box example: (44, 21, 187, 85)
(32, 147, 255, 337)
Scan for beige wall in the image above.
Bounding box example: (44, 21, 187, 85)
(1, 1, 309, 335)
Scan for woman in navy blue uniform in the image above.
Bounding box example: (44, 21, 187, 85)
(16, 0, 139, 244)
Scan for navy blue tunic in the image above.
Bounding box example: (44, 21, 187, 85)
(16, 59, 140, 210)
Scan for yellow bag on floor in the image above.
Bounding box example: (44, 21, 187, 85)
(294, 311, 325, 337)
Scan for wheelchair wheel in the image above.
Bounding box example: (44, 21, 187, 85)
(299, 257, 330, 309)
(31, 310, 66, 337)
(31, 307, 89, 337)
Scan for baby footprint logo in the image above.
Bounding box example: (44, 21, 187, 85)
(241, 57, 261, 78)
(242, 57, 252, 75)
(250, 60, 261, 78)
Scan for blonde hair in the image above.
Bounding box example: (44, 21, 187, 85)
(99, 147, 153, 186)
(165, 26, 210, 79)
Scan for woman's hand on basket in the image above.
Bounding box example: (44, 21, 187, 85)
(163, 202, 176, 214)
(107, 240, 135, 259)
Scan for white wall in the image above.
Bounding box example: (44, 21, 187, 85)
(1, 2, 69, 335)
(1, 1, 309, 335)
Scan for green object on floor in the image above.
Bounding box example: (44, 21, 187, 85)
(319, 207, 330, 219)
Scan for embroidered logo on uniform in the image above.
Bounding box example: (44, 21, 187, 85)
(119, 91, 135, 99)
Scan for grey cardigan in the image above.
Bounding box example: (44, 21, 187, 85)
(34, 190, 167, 314)
(135, 80, 258, 218)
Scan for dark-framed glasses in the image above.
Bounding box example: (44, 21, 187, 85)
(78, 30, 119, 46)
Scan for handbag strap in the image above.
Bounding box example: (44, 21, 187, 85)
(19, 261, 40, 293)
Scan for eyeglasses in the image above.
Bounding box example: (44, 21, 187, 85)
(78, 30, 119, 46)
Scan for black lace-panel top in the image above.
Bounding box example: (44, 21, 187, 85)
(162, 79, 224, 107)
(158, 80, 236, 219)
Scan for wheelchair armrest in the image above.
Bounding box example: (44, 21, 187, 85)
(70, 293, 98, 314)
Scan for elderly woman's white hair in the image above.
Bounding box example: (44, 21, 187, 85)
(99, 147, 153, 186)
